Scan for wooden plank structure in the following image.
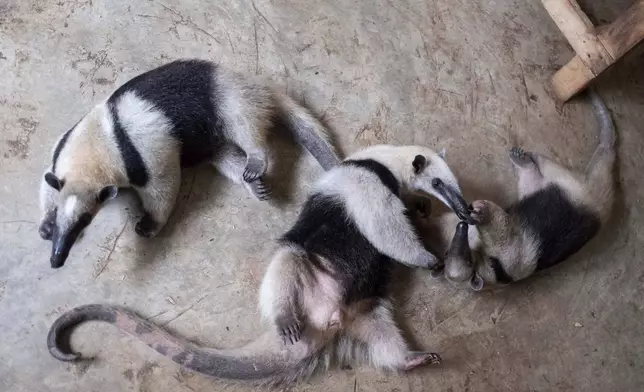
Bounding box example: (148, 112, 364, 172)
(542, 0, 644, 101)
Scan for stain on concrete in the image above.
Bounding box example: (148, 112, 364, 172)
(136, 361, 160, 392)
(93, 77, 113, 85)
(6, 118, 38, 159)
(136, 361, 158, 380)
(69, 360, 92, 377)
(123, 369, 134, 382)
(354, 100, 390, 147)
(14, 49, 29, 66)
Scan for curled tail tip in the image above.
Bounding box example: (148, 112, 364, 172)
(47, 304, 119, 363)
(49, 348, 82, 362)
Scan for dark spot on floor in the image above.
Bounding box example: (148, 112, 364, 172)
(6, 117, 38, 158)
(136, 361, 158, 379)
(135, 321, 154, 335)
(172, 351, 188, 364)
(69, 359, 92, 376)
(94, 77, 112, 85)
(123, 369, 134, 382)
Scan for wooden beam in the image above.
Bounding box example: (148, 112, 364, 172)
(541, 0, 613, 74)
(597, 0, 644, 61)
(551, 55, 596, 101)
(546, 0, 644, 101)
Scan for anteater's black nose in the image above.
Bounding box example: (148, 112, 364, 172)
(50, 246, 68, 269)
(50, 256, 65, 269)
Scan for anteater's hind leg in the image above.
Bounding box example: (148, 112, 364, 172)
(212, 143, 271, 200)
(259, 247, 305, 344)
(346, 300, 441, 371)
(222, 111, 270, 184)
(511, 146, 590, 193)
(216, 69, 273, 185)
(509, 147, 546, 198)
(221, 117, 272, 200)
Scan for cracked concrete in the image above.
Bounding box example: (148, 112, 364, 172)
(1, 0, 644, 391)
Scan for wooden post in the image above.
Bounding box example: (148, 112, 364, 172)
(542, 0, 644, 101)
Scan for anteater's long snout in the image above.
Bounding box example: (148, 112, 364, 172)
(49, 213, 93, 269)
(431, 179, 477, 224)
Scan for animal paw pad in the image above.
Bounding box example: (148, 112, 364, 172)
(243, 157, 267, 183)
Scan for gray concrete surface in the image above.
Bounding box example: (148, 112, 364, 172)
(1, 0, 643, 391)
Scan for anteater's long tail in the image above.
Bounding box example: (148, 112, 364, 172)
(585, 89, 616, 222)
(47, 304, 331, 387)
(276, 93, 341, 170)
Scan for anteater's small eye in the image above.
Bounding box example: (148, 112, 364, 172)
(98, 185, 118, 203)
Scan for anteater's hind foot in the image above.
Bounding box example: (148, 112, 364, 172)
(249, 179, 272, 201)
(509, 147, 545, 198)
(346, 301, 441, 372)
(404, 352, 442, 371)
(212, 144, 272, 201)
(242, 154, 267, 183)
(509, 147, 537, 168)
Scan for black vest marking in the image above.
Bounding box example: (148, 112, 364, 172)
(489, 257, 513, 284)
(52, 127, 74, 174)
(343, 159, 400, 197)
(281, 193, 394, 304)
(107, 59, 222, 167)
(508, 185, 601, 271)
(108, 102, 150, 187)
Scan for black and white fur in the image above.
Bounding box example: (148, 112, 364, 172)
(48, 144, 472, 386)
(419, 90, 616, 290)
(39, 59, 339, 268)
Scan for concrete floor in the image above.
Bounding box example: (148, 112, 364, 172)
(1, 0, 643, 391)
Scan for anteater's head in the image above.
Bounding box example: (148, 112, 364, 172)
(42, 172, 118, 268)
(444, 200, 526, 291)
(406, 149, 474, 223)
(350, 145, 475, 222)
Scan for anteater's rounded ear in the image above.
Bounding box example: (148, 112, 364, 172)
(470, 273, 484, 291)
(98, 185, 118, 203)
(412, 155, 427, 174)
(44, 172, 63, 191)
